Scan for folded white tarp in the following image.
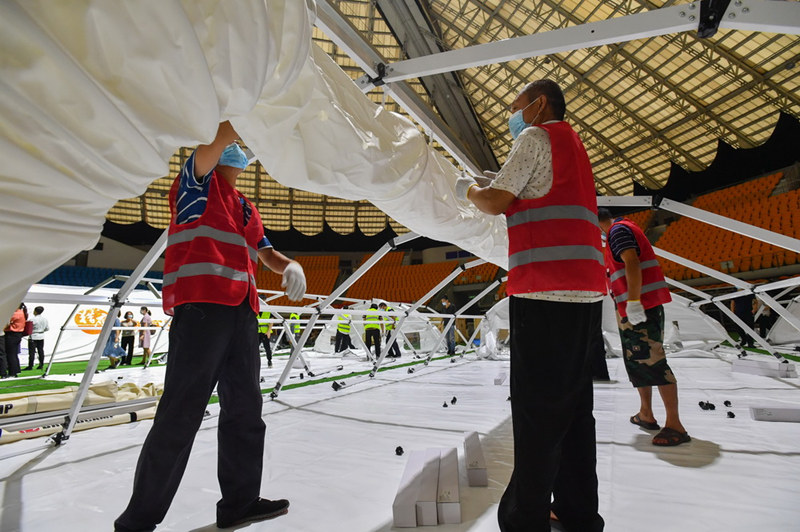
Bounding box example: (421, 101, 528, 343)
(768, 295, 800, 345)
(0, 0, 507, 322)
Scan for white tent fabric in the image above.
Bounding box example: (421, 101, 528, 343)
(768, 295, 800, 345)
(0, 0, 507, 322)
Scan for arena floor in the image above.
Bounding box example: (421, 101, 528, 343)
(0, 349, 798, 531)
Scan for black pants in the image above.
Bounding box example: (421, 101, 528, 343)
(115, 300, 266, 530)
(259, 332, 272, 364)
(385, 331, 401, 357)
(334, 331, 350, 353)
(27, 339, 45, 368)
(498, 297, 604, 532)
(735, 314, 755, 347)
(589, 327, 609, 381)
(0, 335, 7, 377)
(365, 329, 381, 358)
(120, 335, 135, 365)
(4, 332, 23, 377)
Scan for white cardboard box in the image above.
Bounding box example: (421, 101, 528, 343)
(437, 447, 461, 524)
(751, 406, 800, 423)
(415, 448, 441, 526)
(392, 451, 427, 528)
(732, 357, 797, 378)
(464, 431, 488, 487)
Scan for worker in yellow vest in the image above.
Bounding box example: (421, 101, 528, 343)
(289, 312, 301, 346)
(257, 308, 273, 367)
(379, 302, 401, 358)
(363, 303, 382, 359)
(334, 309, 352, 354)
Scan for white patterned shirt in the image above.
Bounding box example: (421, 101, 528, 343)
(491, 121, 603, 303)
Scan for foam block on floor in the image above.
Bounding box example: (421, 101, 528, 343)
(415, 448, 441, 526)
(392, 450, 426, 528)
(751, 406, 800, 423)
(732, 357, 797, 378)
(437, 447, 461, 524)
(464, 431, 488, 487)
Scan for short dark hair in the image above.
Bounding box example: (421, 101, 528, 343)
(34, 306, 44, 315)
(597, 208, 613, 222)
(370, 303, 378, 309)
(522, 79, 566, 120)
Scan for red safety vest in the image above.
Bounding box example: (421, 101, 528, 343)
(604, 218, 671, 317)
(505, 122, 606, 295)
(162, 172, 262, 315)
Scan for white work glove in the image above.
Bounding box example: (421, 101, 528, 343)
(626, 300, 647, 325)
(282, 261, 306, 301)
(455, 175, 478, 202)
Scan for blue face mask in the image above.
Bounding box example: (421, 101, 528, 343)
(508, 97, 541, 139)
(218, 143, 249, 169)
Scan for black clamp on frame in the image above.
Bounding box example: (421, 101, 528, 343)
(651, 194, 665, 210)
(698, 0, 732, 38)
(366, 62, 387, 87)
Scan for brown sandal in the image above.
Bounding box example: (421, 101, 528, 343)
(652, 427, 691, 446)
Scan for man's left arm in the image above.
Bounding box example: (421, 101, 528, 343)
(467, 187, 517, 215)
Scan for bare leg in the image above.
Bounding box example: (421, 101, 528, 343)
(636, 386, 657, 424)
(656, 383, 686, 434)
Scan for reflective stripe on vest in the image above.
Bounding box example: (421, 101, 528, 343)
(608, 259, 660, 283)
(364, 314, 381, 329)
(337, 314, 351, 334)
(168, 225, 258, 263)
(605, 218, 671, 317)
(503, 122, 606, 295)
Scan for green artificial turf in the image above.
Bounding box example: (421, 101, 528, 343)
(0, 377, 81, 395)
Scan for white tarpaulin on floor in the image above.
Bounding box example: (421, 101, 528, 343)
(0, 0, 507, 322)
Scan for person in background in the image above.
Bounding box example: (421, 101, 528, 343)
(0, 329, 5, 379)
(597, 208, 689, 448)
(138, 306, 153, 365)
(3, 303, 27, 378)
(334, 307, 353, 354)
(104, 311, 126, 369)
(115, 121, 305, 532)
(257, 304, 273, 367)
(730, 293, 756, 348)
(440, 296, 457, 356)
(25, 306, 49, 370)
(457, 79, 606, 531)
(756, 303, 778, 339)
(379, 302, 401, 358)
(120, 311, 137, 366)
(363, 303, 382, 360)
(289, 311, 302, 347)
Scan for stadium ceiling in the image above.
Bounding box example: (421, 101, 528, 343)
(107, 0, 800, 236)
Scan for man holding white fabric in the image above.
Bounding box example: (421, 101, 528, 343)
(115, 121, 306, 531)
(457, 80, 606, 531)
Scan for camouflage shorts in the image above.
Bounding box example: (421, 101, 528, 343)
(616, 305, 677, 387)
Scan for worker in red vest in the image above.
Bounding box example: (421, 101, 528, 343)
(115, 121, 306, 532)
(457, 80, 605, 532)
(598, 209, 690, 447)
